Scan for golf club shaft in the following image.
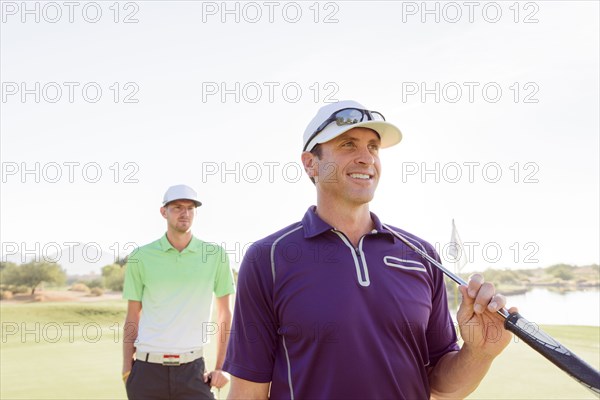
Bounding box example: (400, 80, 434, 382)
(382, 224, 600, 394)
(381, 224, 508, 317)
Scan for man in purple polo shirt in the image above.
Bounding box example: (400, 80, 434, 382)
(224, 101, 516, 399)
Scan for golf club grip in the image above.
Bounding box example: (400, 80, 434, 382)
(504, 312, 600, 394)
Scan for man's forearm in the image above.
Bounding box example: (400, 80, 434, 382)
(122, 319, 138, 372)
(228, 376, 270, 399)
(428, 347, 495, 399)
(213, 295, 232, 370)
(123, 339, 136, 372)
(122, 301, 141, 374)
(215, 310, 232, 369)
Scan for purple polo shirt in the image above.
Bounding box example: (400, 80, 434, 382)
(223, 207, 459, 399)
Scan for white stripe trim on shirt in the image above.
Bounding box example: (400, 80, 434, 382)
(382, 224, 433, 274)
(270, 225, 303, 283)
(332, 230, 371, 287)
(383, 256, 428, 272)
(269, 224, 302, 399)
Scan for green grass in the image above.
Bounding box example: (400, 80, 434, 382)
(1, 301, 599, 400)
(0, 300, 226, 400)
(447, 293, 598, 399)
(468, 325, 600, 399)
(1, 300, 129, 400)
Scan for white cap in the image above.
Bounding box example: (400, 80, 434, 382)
(162, 184, 202, 207)
(302, 100, 402, 152)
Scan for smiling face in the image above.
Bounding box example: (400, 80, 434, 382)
(160, 199, 196, 234)
(303, 127, 381, 209)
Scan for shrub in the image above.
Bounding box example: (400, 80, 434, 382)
(1, 290, 14, 300)
(484, 269, 520, 285)
(86, 279, 104, 289)
(102, 264, 125, 292)
(70, 283, 90, 292)
(90, 287, 104, 296)
(547, 264, 574, 280)
(12, 285, 30, 294)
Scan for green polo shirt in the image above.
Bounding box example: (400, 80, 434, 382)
(123, 234, 235, 353)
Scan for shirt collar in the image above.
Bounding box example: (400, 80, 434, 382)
(302, 206, 391, 240)
(302, 206, 333, 238)
(159, 233, 200, 253)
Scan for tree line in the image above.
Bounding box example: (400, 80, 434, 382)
(445, 263, 600, 295)
(2, 260, 595, 299)
(0, 261, 126, 297)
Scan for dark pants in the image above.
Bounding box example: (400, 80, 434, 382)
(126, 357, 215, 400)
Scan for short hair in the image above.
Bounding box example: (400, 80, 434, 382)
(308, 144, 322, 185)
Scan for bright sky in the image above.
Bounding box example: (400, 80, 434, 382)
(1, 1, 598, 275)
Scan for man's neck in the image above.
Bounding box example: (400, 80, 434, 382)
(166, 230, 193, 252)
(315, 201, 374, 248)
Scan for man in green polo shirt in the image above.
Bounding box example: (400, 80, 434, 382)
(122, 184, 235, 399)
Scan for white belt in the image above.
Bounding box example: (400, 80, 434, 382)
(136, 349, 203, 366)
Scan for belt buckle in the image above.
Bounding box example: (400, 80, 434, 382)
(162, 354, 180, 366)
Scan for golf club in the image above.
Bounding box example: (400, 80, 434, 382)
(382, 224, 600, 395)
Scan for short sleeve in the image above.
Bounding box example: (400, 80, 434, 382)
(213, 246, 235, 298)
(425, 245, 460, 366)
(222, 242, 278, 383)
(123, 250, 144, 301)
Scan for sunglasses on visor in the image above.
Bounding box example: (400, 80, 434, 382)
(303, 108, 386, 151)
